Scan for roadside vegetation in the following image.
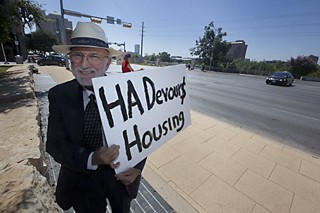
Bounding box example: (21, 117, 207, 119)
(0, 67, 9, 74)
(0, 66, 10, 78)
(0, 0, 45, 60)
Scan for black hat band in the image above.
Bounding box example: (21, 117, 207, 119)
(71, 37, 109, 48)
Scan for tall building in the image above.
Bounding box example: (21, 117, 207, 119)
(37, 11, 73, 45)
(134, 44, 140, 55)
(227, 40, 248, 59)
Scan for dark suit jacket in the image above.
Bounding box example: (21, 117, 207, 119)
(46, 79, 146, 210)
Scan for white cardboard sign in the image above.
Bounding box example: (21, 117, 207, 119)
(92, 66, 191, 173)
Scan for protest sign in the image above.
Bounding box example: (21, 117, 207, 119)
(92, 66, 191, 173)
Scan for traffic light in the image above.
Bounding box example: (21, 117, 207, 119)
(90, 18, 102, 24)
(122, 23, 132, 28)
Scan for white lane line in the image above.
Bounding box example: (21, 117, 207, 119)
(271, 108, 320, 122)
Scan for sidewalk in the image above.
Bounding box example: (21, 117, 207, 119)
(144, 110, 320, 213)
(2, 64, 320, 213)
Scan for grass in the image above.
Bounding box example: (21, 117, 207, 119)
(0, 66, 10, 78)
(0, 66, 9, 73)
(309, 70, 320, 78)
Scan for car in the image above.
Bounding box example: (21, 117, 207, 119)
(27, 54, 41, 63)
(266, 71, 294, 86)
(37, 55, 66, 66)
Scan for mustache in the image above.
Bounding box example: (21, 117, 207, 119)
(74, 68, 96, 73)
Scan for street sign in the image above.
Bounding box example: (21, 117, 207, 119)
(107, 16, 115, 24)
(93, 67, 191, 174)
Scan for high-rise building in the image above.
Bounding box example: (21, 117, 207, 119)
(37, 11, 73, 45)
(134, 44, 140, 55)
(226, 40, 248, 59)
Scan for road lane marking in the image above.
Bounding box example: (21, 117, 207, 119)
(271, 108, 320, 122)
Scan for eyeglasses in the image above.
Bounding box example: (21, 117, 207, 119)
(68, 52, 109, 66)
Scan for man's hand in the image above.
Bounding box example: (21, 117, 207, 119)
(92, 144, 120, 168)
(115, 168, 141, 186)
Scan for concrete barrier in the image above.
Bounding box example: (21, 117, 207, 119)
(0, 65, 60, 212)
(300, 76, 320, 82)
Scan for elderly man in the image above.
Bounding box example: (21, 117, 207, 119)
(46, 22, 146, 213)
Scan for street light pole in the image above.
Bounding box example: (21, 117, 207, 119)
(208, 25, 218, 71)
(1, 43, 9, 64)
(209, 41, 214, 71)
(59, 0, 67, 45)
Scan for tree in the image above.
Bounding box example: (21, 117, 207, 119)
(26, 31, 58, 55)
(158, 52, 171, 62)
(287, 56, 318, 78)
(0, 0, 45, 59)
(190, 21, 231, 69)
(144, 53, 157, 61)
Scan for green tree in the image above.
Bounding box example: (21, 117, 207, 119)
(229, 59, 288, 75)
(26, 30, 57, 55)
(190, 21, 231, 69)
(144, 53, 157, 61)
(287, 56, 318, 78)
(158, 52, 171, 62)
(0, 0, 45, 58)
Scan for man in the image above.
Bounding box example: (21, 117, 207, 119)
(46, 22, 146, 213)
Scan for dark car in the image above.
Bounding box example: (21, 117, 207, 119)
(266, 71, 294, 86)
(37, 55, 65, 66)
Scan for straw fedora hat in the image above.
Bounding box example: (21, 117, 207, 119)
(52, 22, 122, 56)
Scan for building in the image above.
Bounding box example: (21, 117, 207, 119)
(37, 11, 73, 45)
(134, 44, 140, 55)
(227, 40, 248, 60)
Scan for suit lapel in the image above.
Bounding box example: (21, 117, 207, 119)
(65, 79, 85, 144)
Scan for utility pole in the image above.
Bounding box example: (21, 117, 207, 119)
(209, 25, 218, 71)
(140, 22, 145, 57)
(59, 0, 67, 45)
(1, 43, 9, 64)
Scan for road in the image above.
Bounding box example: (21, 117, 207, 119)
(187, 69, 320, 155)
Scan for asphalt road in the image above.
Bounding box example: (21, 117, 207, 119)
(187, 69, 320, 155)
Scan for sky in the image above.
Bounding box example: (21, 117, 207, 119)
(32, 0, 320, 62)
